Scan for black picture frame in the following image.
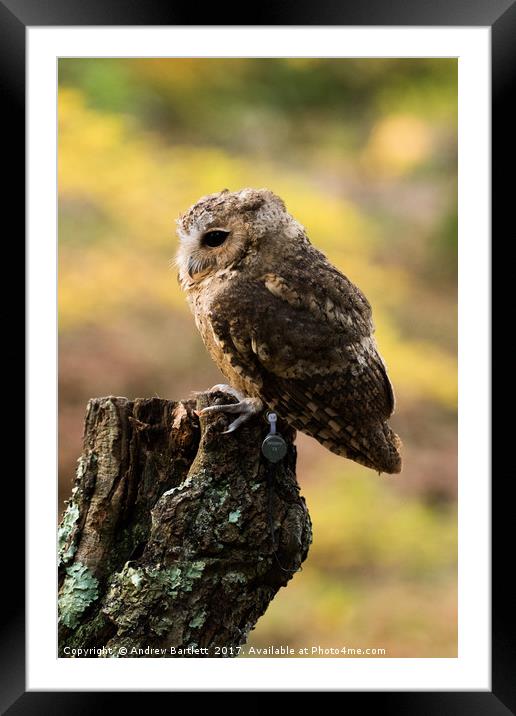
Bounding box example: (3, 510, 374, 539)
(4, 0, 510, 711)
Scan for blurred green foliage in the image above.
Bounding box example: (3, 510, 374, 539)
(58, 58, 457, 657)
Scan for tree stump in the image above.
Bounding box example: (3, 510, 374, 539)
(58, 393, 312, 657)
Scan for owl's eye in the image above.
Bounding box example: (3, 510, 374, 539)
(202, 230, 230, 248)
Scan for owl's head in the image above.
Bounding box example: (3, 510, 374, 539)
(176, 188, 300, 289)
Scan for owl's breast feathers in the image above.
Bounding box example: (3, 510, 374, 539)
(204, 260, 402, 474)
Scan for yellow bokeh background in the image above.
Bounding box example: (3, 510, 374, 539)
(58, 58, 457, 657)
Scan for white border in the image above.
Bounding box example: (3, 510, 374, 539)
(27, 27, 490, 691)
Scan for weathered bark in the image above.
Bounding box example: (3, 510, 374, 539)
(58, 392, 311, 658)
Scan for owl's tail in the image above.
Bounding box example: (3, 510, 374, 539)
(328, 421, 403, 475)
(373, 423, 403, 474)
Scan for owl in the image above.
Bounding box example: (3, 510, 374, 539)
(176, 188, 402, 474)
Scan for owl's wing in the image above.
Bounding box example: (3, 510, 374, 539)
(211, 257, 396, 462)
(255, 265, 395, 417)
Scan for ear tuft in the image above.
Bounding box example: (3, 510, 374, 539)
(241, 196, 266, 212)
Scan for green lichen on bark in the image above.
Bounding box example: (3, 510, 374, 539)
(189, 610, 206, 629)
(58, 453, 96, 567)
(228, 509, 241, 523)
(58, 499, 79, 565)
(58, 394, 311, 658)
(58, 563, 100, 629)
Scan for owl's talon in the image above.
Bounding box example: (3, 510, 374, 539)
(198, 397, 263, 434)
(210, 384, 244, 399)
(221, 413, 254, 434)
(197, 403, 242, 417)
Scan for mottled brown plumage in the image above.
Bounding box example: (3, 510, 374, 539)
(176, 188, 402, 473)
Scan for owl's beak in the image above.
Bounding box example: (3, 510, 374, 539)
(187, 256, 196, 278)
(186, 254, 211, 281)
